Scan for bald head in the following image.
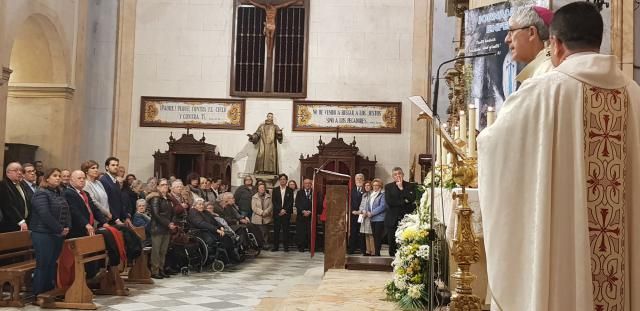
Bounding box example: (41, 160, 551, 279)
(70, 170, 87, 190)
(5, 162, 23, 183)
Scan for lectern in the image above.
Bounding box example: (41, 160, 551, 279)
(311, 169, 350, 272)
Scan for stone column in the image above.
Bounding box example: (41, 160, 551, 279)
(409, 0, 434, 179)
(111, 0, 137, 169)
(0, 67, 12, 167)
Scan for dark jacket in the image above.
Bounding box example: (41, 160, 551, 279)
(233, 185, 255, 217)
(20, 180, 37, 202)
(213, 202, 243, 226)
(64, 187, 108, 238)
(147, 192, 175, 234)
(0, 179, 31, 232)
(350, 186, 364, 212)
(295, 188, 313, 223)
(29, 187, 71, 235)
(121, 188, 138, 217)
(383, 181, 417, 227)
(188, 208, 224, 234)
(100, 174, 129, 221)
(271, 186, 294, 218)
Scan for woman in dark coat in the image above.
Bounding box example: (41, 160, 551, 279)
(30, 168, 71, 296)
(147, 179, 175, 279)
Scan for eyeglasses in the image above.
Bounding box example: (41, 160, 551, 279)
(506, 25, 532, 37)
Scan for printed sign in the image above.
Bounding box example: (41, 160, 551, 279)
(293, 101, 401, 133)
(140, 97, 245, 130)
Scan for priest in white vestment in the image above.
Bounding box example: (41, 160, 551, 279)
(478, 3, 640, 311)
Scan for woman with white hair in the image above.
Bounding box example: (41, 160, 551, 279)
(505, 6, 554, 84)
(132, 199, 151, 246)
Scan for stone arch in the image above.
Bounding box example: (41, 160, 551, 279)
(9, 13, 68, 84)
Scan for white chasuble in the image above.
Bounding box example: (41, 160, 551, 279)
(477, 53, 640, 311)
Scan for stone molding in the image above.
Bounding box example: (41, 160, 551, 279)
(8, 83, 75, 99)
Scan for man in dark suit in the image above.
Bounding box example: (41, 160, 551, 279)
(21, 163, 38, 201)
(99, 157, 131, 226)
(0, 162, 30, 233)
(65, 170, 109, 238)
(271, 173, 293, 252)
(295, 178, 314, 252)
(384, 167, 416, 257)
(348, 173, 365, 254)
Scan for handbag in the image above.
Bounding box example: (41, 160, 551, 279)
(357, 214, 364, 223)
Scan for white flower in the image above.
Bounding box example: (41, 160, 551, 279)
(407, 284, 424, 299)
(416, 245, 430, 259)
(394, 276, 408, 290)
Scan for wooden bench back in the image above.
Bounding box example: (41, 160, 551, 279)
(0, 231, 33, 261)
(132, 226, 146, 240)
(65, 235, 106, 259)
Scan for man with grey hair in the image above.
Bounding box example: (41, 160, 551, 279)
(505, 6, 554, 84)
(348, 173, 365, 254)
(384, 167, 416, 256)
(0, 162, 30, 232)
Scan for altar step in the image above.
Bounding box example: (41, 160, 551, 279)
(345, 255, 393, 272)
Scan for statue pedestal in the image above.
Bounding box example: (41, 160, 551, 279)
(252, 173, 278, 189)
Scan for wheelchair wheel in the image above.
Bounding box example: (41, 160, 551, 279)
(181, 267, 189, 276)
(211, 259, 224, 272)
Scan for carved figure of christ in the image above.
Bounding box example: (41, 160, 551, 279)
(247, 0, 301, 57)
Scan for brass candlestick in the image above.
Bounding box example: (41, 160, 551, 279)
(449, 157, 481, 311)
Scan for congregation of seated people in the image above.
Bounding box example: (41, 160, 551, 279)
(0, 157, 402, 300)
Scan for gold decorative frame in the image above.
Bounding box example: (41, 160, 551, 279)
(140, 96, 245, 130)
(292, 100, 402, 133)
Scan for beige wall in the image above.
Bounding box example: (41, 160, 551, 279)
(128, 0, 417, 185)
(0, 0, 88, 170)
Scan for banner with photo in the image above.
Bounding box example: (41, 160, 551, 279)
(465, 0, 549, 129)
(293, 101, 401, 133)
(140, 97, 245, 130)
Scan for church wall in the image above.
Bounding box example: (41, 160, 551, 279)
(0, 0, 88, 169)
(5, 96, 67, 166)
(128, 0, 416, 185)
(81, 0, 118, 163)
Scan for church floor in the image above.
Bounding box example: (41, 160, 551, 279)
(10, 251, 398, 311)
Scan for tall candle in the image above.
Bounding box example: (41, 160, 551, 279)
(487, 106, 496, 126)
(454, 126, 460, 140)
(459, 110, 467, 144)
(441, 124, 449, 166)
(468, 104, 477, 157)
(436, 131, 443, 167)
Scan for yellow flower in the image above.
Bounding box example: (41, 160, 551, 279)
(401, 228, 419, 242)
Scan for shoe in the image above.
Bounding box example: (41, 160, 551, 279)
(363, 253, 371, 256)
(165, 268, 178, 275)
(151, 274, 164, 279)
(271, 248, 279, 252)
(160, 272, 170, 278)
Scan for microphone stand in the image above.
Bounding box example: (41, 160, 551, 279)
(428, 51, 495, 311)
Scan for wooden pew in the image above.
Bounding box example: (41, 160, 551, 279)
(125, 227, 153, 284)
(38, 233, 130, 309)
(0, 231, 35, 307)
(37, 235, 108, 310)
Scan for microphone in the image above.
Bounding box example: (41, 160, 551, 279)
(431, 51, 497, 119)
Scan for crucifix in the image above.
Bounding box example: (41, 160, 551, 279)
(247, 0, 301, 57)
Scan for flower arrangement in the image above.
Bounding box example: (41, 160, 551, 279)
(385, 180, 439, 310)
(425, 165, 457, 190)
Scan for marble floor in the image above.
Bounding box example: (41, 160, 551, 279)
(8, 251, 398, 311)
